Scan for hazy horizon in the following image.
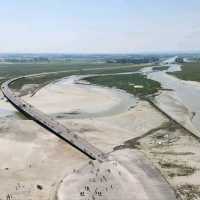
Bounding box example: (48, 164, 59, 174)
(1, 0, 200, 53)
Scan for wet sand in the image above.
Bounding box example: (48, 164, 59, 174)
(1, 72, 200, 200)
(22, 76, 138, 118)
(57, 149, 176, 200)
(147, 64, 200, 131)
(0, 75, 175, 200)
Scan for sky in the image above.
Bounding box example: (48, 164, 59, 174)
(0, 0, 200, 53)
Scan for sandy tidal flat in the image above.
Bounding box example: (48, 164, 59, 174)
(0, 75, 198, 200)
(22, 77, 137, 116)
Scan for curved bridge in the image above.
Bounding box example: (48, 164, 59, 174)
(1, 77, 107, 162)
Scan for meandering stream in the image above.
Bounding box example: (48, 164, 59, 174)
(146, 64, 200, 130)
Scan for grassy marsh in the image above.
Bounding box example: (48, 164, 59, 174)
(168, 62, 200, 82)
(85, 73, 161, 96)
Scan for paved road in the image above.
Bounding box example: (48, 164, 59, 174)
(1, 77, 107, 162)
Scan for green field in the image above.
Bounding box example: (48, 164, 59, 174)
(4, 62, 147, 90)
(0, 61, 161, 97)
(168, 62, 200, 82)
(84, 73, 161, 97)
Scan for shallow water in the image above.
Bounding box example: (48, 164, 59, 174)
(146, 64, 200, 130)
(50, 76, 138, 119)
(0, 75, 138, 120)
(0, 107, 26, 120)
(0, 95, 26, 119)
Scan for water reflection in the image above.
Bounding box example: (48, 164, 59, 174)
(146, 64, 200, 130)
